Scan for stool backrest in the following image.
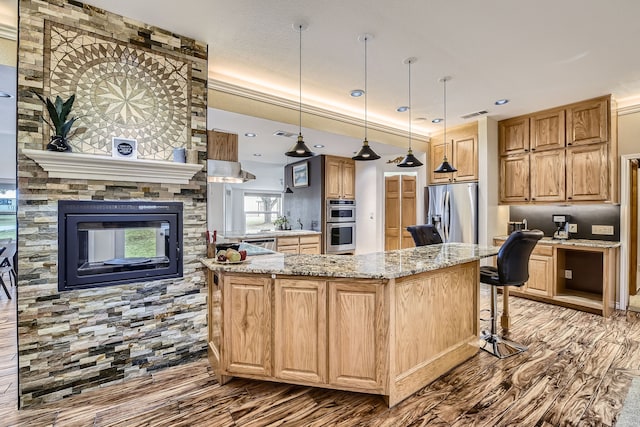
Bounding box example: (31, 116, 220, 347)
(497, 229, 544, 285)
(406, 225, 443, 246)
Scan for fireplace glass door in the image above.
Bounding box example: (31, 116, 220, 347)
(59, 201, 183, 291)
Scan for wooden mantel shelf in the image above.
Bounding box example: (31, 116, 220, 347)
(23, 149, 203, 185)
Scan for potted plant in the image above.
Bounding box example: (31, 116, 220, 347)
(34, 92, 79, 152)
(274, 215, 289, 230)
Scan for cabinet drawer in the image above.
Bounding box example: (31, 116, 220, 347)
(532, 244, 553, 257)
(278, 246, 299, 254)
(299, 235, 320, 245)
(278, 236, 300, 246)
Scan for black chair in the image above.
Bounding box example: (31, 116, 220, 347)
(480, 229, 543, 358)
(406, 225, 443, 246)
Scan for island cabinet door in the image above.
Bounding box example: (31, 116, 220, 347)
(328, 281, 386, 392)
(274, 279, 327, 384)
(223, 276, 272, 377)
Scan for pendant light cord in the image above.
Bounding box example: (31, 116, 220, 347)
(408, 59, 412, 151)
(364, 36, 368, 141)
(443, 77, 447, 153)
(298, 24, 302, 136)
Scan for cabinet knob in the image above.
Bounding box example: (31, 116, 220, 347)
(532, 198, 535, 200)
(524, 198, 528, 201)
(531, 148, 536, 151)
(568, 143, 573, 146)
(525, 149, 529, 152)
(568, 196, 573, 199)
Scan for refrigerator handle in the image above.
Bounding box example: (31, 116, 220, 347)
(444, 190, 450, 241)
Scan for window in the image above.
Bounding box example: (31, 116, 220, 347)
(244, 192, 282, 233)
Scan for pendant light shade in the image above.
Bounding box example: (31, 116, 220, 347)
(398, 57, 423, 168)
(353, 34, 380, 161)
(286, 24, 314, 158)
(434, 76, 457, 173)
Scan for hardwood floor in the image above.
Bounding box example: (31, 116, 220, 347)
(1, 285, 639, 426)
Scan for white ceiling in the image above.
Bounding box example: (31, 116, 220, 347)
(13, 1, 640, 165)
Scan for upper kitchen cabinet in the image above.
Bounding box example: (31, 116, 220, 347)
(498, 116, 529, 155)
(498, 95, 617, 204)
(325, 155, 355, 199)
(566, 97, 608, 146)
(429, 122, 478, 184)
(530, 108, 565, 152)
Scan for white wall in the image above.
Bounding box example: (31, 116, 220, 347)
(478, 117, 508, 249)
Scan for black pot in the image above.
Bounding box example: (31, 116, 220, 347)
(215, 243, 240, 251)
(46, 135, 72, 152)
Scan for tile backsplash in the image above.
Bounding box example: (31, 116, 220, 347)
(510, 205, 620, 241)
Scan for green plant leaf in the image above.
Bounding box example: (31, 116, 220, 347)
(60, 117, 78, 138)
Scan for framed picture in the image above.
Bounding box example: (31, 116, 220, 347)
(112, 137, 138, 159)
(292, 162, 309, 187)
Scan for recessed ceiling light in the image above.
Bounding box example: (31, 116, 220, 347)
(245, 132, 256, 137)
(253, 153, 262, 157)
(0, 91, 12, 98)
(313, 144, 325, 148)
(495, 99, 509, 105)
(432, 118, 443, 123)
(397, 106, 409, 112)
(414, 117, 428, 122)
(350, 89, 364, 97)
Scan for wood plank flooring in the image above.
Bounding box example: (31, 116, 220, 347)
(1, 285, 639, 426)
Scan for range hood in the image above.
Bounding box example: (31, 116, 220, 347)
(207, 159, 256, 183)
(207, 129, 256, 183)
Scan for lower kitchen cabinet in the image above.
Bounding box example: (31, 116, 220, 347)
(223, 275, 272, 377)
(328, 281, 384, 390)
(493, 238, 618, 317)
(276, 234, 321, 254)
(522, 245, 553, 296)
(274, 278, 326, 384)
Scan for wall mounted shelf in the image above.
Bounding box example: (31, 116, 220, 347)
(23, 149, 203, 185)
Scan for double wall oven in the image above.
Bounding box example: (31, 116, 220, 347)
(325, 199, 356, 254)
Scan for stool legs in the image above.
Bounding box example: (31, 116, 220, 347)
(480, 286, 526, 358)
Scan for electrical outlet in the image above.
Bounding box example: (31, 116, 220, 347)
(592, 225, 614, 235)
(569, 223, 577, 233)
(565, 270, 573, 279)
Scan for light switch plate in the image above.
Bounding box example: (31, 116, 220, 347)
(592, 225, 614, 235)
(569, 223, 577, 233)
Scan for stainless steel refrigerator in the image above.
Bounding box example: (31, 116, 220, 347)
(425, 182, 478, 244)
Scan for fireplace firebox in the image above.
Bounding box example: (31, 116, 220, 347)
(58, 201, 183, 291)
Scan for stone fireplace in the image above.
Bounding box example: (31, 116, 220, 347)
(17, 1, 208, 407)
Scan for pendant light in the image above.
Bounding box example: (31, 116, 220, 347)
(434, 76, 457, 173)
(397, 57, 423, 168)
(286, 23, 314, 158)
(352, 34, 380, 161)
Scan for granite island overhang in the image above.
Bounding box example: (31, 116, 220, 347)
(202, 243, 499, 407)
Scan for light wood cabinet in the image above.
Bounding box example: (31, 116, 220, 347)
(498, 95, 615, 204)
(385, 175, 416, 250)
(530, 150, 565, 202)
(566, 97, 608, 146)
(429, 122, 478, 184)
(276, 234, 321, 254)
(499, 154, 530, 203)
(499, 116, 530, 155)
(566, 143, 608, 201)
(493, 238, 617, 317)
(328, 281, 384, 390)
(223, 275, 272, 377)
(530, 108, 565, 152)
(274, 278, 326, 384)
(325, 156, 355, 199)
(523, 245, 554, 296)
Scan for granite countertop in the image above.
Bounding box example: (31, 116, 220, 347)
(201, 243, 499, 280)
(221, 230, 322, 240)
(494, 235, 620, 249)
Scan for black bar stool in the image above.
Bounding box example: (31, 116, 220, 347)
(406, 225, 443, 246)
(480, 229, 543, 358)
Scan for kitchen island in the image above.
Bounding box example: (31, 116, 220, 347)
(202, 243, 498, 407)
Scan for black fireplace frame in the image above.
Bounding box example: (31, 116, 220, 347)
(58, 200, 183, 291)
